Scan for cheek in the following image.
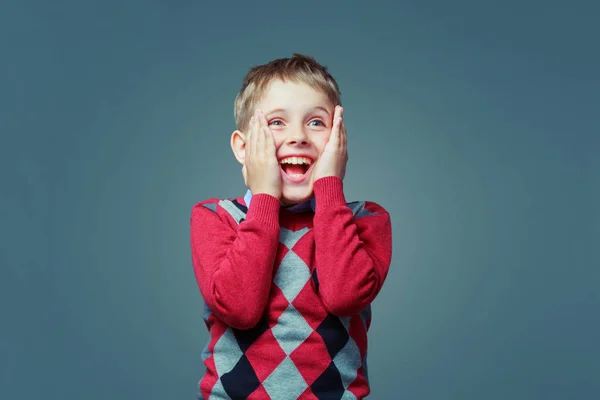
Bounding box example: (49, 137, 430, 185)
(271, 132, 284, 148)
(315, 136, 330, 154)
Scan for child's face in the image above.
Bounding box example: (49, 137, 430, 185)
(254, 79, 335, 205)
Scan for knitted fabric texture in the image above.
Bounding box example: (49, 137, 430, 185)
(190, 177, 392, 399)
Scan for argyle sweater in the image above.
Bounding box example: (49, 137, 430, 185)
(190, 176, 392, 400)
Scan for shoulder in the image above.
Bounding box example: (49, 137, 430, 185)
(345, 199, 389, 220)
(192, 197, 224, 213)
(190, 195, 249, 224)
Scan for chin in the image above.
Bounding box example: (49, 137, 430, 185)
(280, 183, 314, 206)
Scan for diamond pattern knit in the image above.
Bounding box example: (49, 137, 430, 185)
(190, 177, 392, 400)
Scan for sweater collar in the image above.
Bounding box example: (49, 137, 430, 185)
(244, 189, 316, 213)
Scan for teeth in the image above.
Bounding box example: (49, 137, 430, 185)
(279, 156, 312, 165)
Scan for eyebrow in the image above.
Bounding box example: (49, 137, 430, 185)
(266, 106, 331, 116)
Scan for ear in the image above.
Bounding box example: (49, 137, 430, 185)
(230, 129, 246, 165)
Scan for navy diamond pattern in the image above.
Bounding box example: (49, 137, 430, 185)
(311, 361, 345, 400)
(316, 314, 350, 359)
(232, 315, 269, 352)
(221, 354, 261, 399)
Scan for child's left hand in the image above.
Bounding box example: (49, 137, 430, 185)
(312, 105, 348, 181)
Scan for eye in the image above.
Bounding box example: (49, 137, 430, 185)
(269, 119, 284, 126)
(309, 119, 325, 127)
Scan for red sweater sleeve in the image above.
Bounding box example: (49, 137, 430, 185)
(190, 194, 280, 329)
(312, 176, 393, 317)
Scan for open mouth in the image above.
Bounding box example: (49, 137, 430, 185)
(279, 156, 314, 183)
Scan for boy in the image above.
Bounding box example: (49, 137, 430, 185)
(190, 54, 392, 400)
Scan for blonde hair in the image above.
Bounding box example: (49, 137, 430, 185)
(234, 53, 341, 130)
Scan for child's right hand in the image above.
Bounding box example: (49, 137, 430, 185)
(242, 110, 282, 199)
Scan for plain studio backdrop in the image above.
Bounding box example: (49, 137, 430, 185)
(1, 0, 598, 399)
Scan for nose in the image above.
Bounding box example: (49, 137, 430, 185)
(284, 126, 309, 146)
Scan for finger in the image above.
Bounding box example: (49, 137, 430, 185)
(245, 116, 255, 158)
(331, 105, 340, 133)
(340, 118, 347, 149)
(343, 125, 348, 161)
(255, 110, 265, 156)
(343, 119, 349, 171)
(259, 112, 276, 157)
(263, 126, 277, 160)
(330, 115, 341, 148)
(251, 111, 260, 156)
(338, 107, 345, 149)
(335, 105, 342, 125)
(333, 104, 341, 119)
(325, 106, 339, 146)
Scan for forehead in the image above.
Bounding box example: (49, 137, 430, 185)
(256, 79, 333, 112)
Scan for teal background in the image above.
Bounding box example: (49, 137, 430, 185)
(1, 0, 598, 399)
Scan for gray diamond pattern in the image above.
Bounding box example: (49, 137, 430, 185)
(212, 328, 243, 376)
(273, 250, 311, 303)
(333, 335, 362, 389)
(262, 356, 308, 400)
(271, 304, 313, 355)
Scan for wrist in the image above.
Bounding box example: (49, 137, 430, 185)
(314, 170, 344, 182)
(245, 193, 280, 227)
(313, 176, 346, 209)
(252, 188, 281, 199)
